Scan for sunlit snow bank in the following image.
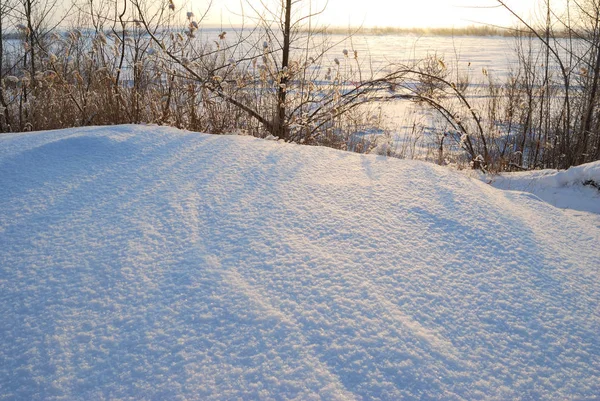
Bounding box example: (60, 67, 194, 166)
(1, 125, 599, 400)
(477, 162, 600, 226)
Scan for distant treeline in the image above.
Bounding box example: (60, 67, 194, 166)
(316, 25, 574, 38)
(0, 25, 576, 40)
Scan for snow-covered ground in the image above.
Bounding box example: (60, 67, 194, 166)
(477, 162, 600, 229)
(1, 125, 599, 400)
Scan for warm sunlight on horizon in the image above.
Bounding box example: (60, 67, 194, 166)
(318, 0, 536, 28)
(199, 0, 550, 28)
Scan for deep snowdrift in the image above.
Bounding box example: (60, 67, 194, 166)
(1, 125, 599, 400)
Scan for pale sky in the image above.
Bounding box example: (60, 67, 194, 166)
(197, 0, 556, 28)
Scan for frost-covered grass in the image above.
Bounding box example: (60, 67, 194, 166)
(1, 125, 599, 400)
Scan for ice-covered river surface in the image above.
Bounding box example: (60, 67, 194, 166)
(311, 33, 525, 155)
(326, 33, 517, 77)
(304, 32, 578, 161)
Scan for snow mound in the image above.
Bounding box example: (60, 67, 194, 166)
(489, 161, 600, 190)
(1, 125, 599, 400)
(481, 162, 600, 224)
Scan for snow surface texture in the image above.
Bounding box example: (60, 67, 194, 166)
(1, 125, 599, 400)
(480, 163, 600, 229)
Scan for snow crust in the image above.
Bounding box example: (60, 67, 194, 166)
(1, 125, 599, 400)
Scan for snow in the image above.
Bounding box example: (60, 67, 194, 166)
(1, 124, 599, 400)
(478, 162, 600, 228)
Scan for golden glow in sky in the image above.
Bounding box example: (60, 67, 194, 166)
(200, 0, 546, 28)
(319, 0, 533, 27)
